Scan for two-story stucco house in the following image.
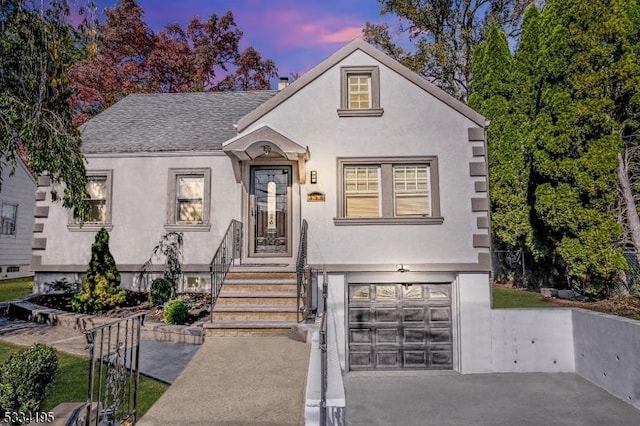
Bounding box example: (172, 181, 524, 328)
(34, 39, 493, 373)
(0, 157, 36, 279)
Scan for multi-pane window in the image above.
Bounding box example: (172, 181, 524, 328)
(339, 66, 383, 117)
(176, 175, 204, 223)
(348, 75, 371, 109)
(344, 166, 380, 217)
(337, 157, 441, 224)
(69, 170, 112, 229)
(84, 176, 108, 223)
(0, 203, 17, 235)
(167, 168, 211, 230)
(393, 166, 430, 216)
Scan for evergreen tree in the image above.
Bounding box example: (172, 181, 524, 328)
(528, 0, 633, 295)
(469, 24, 532, 285)
(72, 228, 126, 312)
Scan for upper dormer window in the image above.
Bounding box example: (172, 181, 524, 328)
(348, 74, 372, 109)
(338, 66, 384, 117)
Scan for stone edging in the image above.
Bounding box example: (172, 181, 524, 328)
(6, 299, 203, 345)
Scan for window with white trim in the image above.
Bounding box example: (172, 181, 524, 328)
(335, 157, 442, 225)
(0, 202, 17, 235)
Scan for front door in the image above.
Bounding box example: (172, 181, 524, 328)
(249, 166, 292, 256)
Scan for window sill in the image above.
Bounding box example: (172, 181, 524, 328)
(164, 224, 211, 232)
(333, 216, 444, 226)
(337, 108, 384, 117)
(68, 224, 114, 232)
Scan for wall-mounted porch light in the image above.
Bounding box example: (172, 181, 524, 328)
(396, 264, 409, 273)
(310, 170, 318, 184)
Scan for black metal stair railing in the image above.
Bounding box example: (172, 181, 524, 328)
(80, 312, 146, 426)
(209, 220, 243, 321)
(296, 219, 312, 322)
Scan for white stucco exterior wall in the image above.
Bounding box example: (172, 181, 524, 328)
(240, 49, 488, 268)
(457, 273, 493, 373)
(37, 153, 240, 271)
(327, 273, 346, 371)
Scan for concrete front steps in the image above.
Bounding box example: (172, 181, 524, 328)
(204, 266, 300, 337)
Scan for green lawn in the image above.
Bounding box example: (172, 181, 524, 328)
(492, 285, 553, 308)
(0, 341, 167, 418)
(0, 276, 33, 302)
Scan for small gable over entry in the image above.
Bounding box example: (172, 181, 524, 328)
(222, 125, 310, 183)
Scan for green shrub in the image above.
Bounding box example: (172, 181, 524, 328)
(163, 300, 189, 325)
(149, 278, 172, 307)
(71, 228, 126, 313)
(0, 345, 58, 417)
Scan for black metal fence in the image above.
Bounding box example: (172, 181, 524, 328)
(80, 312, 145, 426)
(296, 219, 313, 322)
(209, 220, 243, 320)
(492, 250, 526, 286)
(493, 249, 640, 293)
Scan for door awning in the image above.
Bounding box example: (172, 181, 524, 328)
(222, 125, 310, 183)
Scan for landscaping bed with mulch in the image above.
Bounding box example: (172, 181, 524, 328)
(28, 291, 212, 325)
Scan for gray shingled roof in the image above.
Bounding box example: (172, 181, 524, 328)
(80, 91, 277, 154)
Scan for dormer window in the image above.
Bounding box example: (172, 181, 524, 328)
(338, 66, 383, 117)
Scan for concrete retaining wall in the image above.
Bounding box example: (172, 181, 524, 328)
(573, 309, 640, 410)
(491, 309, 574, 373)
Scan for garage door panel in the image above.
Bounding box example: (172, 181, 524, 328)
(427, 285, 450, 300)
(375, 349, 401, 368)
(402, 285, 424, 299)
(375, 327, 400, 345)
(350, 351, 373, 369)
(428, 306, 451, 322)
(374, 307, 399, 323)
(404, 350, 428, 368)
(403, 328, 427, 345)
(349, 307, 371, 323)
(349, 285, 371, 301)
(350, 328, 372, 344)
(429, 346, 453, 368)
(402, 307, 426, 322)
(428, 328, 451, 343)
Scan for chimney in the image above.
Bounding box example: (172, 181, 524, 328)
(278, 77, 289, 91)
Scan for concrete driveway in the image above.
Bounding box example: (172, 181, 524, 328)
(345, 371, 640, 426)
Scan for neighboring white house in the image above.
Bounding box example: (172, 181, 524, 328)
(34, 39, 494, 373)
(0, 157, 36, 279)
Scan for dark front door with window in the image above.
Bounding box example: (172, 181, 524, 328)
(348, 283, 453, 370)
(249, 166, 291, 256)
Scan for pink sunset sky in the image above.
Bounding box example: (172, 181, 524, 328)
(90, 0, 404, 84)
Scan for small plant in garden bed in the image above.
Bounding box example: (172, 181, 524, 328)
(163, 299, 189, 324)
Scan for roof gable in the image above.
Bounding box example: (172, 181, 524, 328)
(236, 38, 485, 131)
